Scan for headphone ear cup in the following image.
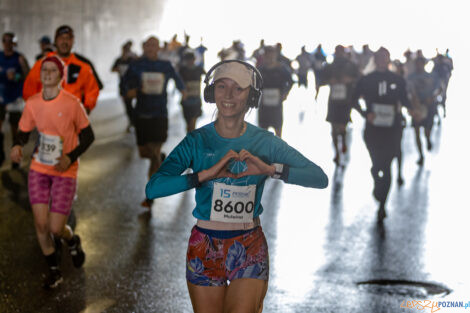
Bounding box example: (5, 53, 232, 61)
(203, 84, 215, 103)
(247, 88, 261, 108)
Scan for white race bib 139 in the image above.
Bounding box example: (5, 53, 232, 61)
(372, 103, 395, 127)
(141, 72, 164, 95)
(210, 183, 256, 223)
(36, 132, 63, 165)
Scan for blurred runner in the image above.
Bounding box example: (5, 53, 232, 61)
(0, 32, 30, 169)
(352, 47, 415, 222)
(111, 40, 138, 131)
(320, 45, 360, 165)
(178, 51, 205, 133)
(407, 56, 440, 165)
(122, 36, 186, 208)
(295, 46, 312, 88)
(257, 46, 293, 137)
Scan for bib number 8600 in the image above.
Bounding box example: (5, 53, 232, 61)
(213, 200, 254, 214)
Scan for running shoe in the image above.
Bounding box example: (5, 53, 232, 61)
(43, 269, 63, 290)
(69, 235, 85, 268)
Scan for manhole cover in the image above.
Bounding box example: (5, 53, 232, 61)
(357, 280, 451, 298)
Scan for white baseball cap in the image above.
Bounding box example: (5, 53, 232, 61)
(213, 61, 253, 88)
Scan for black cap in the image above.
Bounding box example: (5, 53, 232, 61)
(55, 25, 74, 39)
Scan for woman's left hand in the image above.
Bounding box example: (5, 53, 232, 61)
(237, 149, 275, 178)
(54, 155, 72, 172)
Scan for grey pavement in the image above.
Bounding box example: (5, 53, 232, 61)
(1, 80, 469, 313)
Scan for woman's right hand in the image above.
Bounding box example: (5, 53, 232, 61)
(10, 145, 23, 164)
(197, 150, 238, 183)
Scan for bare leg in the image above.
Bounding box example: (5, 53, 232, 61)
(187, 282, 225, 313)
(224, 278, 268, 313)
(414, 126, 424, 165)
(32, 204, 55, 255)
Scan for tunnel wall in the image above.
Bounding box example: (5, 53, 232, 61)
(0, 0, 166, 94)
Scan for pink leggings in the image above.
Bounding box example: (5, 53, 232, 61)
(28, 169, 77, 215)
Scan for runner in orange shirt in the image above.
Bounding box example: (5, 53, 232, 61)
(11, 56, 95, 289)
(23, 25, 102, 114)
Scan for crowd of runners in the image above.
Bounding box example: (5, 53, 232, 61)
(0, 25, 453, 311)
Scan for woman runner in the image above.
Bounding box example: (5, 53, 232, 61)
(146, 60, 328, 312)
(10, 56, 94, 289)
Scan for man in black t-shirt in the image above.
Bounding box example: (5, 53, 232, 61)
(352, 47, 416, 222)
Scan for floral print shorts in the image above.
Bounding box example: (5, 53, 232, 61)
(186, 225, 269, 286)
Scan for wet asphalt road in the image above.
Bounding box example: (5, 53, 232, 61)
(1, 79, 469, 313)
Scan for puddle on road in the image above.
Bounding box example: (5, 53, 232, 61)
(357, 279, 452, 298)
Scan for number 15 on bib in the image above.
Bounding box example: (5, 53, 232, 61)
(210, 183, 256, 223)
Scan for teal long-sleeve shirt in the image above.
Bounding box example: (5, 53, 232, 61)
(146, 122, 328, 221)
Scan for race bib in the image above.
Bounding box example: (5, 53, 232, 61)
(141, 72, 164, 95)
(118, 64, 129, 77)
(211, 183, 256, 223)
(330, 84, 347, 100)
(185, 81, 201, 97)
(372, 103, 395, 127)
(262, 89, 281, 106)
(35, 133, 63, 165)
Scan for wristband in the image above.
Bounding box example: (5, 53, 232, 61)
(188, 172, 202, 188)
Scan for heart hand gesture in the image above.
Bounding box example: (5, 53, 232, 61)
(237, 149, 275, 178)
(198, 150, 238, 183)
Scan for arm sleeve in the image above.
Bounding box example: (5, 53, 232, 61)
(146, 135, 196, 199)
(82, 65, 100, 111)
(13, 130, 30, 147)
(269, 135, 328, 189)
(67, 125, 94, 163)
(67, 101, 93, 162)
(22, 60, 42, 101)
